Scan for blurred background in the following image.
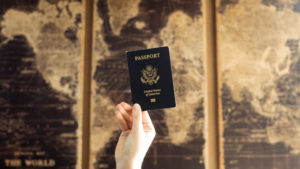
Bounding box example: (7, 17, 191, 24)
(0, 0, 299, 169)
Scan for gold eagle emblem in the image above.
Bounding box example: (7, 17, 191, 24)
(140, 65, 160, 85)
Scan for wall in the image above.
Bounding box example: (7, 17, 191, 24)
(89, 0, 206, 169)
(0, 0, 83, 169)
(0, 0, 299, 169)
(217, 0, 300, 168)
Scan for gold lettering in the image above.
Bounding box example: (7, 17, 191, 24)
(135, 53, 160, 61)
(25, 159, 55, 167)
(150, 98, 156, 102)
(144, 89, 162, 97)
(4, 159, 22, 167)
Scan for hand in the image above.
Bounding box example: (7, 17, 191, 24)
(115, 102, 156, 169)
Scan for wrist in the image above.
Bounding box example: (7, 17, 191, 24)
(116, 158, 142, 169)
(116, 162, 141, 169)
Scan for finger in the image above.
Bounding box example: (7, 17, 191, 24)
(142, 111, 155, 131)
(131, 103, 142, 134)
(120, 102, 132, 114)
(116, 104, 132, 128)
(115, 110, 128, 131)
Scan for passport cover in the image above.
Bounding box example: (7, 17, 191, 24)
(126, 46, 176, 110)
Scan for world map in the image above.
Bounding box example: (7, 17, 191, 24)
(0, 1, 82, 168)
(217, 0, 300, 168)
(90, 0, 206, 169)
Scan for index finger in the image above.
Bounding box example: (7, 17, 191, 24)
(120, 102, 132, 114)
(115, 106, 129, 131)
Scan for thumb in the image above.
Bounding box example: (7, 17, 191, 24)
(131, 103, 143, 134)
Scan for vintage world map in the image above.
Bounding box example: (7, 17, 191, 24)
(217, 0, 300, 168)
(1, 0, 299, 169)
(90, 0, 206, 169)
(0, 0, 82, 169)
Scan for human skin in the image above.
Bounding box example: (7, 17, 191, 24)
(115, 102, 156, 169)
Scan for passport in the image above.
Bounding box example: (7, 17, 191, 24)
(126, 46, 176, 111)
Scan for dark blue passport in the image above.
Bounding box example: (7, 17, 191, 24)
(126, 46, 176, 110)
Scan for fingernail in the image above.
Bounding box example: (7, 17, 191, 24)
(133, 104, 141, 117)
(133, 103, 140, 111)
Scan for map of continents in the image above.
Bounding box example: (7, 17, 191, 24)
(217, 0, 300, 169)
(0, 1, 82, 169)
(90, 0, 206, 169)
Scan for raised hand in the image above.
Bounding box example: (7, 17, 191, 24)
(115, 102, 156, 169)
